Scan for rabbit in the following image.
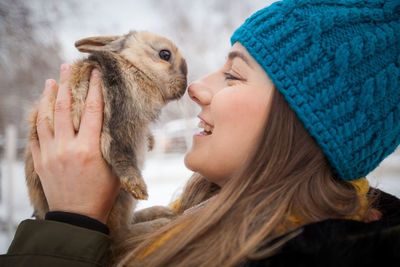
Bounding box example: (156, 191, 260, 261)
(24, 30, 187, 262)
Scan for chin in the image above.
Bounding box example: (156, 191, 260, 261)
(184, 150, 207, 177)
(184, 152, 223, 186)
(184, 150, 196, 171)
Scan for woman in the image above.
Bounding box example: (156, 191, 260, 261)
(3, 0, 400, 266)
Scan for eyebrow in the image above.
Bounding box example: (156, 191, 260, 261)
(227, 51, 253, 68)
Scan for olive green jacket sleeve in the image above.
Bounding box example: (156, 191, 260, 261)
(0, 219, 110, 267)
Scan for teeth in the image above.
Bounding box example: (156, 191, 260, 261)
(204, 124, 213, 132)
(198, 121, 214, 133)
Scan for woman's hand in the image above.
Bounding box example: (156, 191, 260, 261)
(30, 64, 120, 224)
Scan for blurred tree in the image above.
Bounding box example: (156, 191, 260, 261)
(0, 0, 67, 154)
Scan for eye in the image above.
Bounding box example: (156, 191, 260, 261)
(223, 72, 240, 80)
(159, 50, 171, 61)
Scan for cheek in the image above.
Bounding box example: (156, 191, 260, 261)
(208, 90, 270, 176)
(214, 89, 269, 147)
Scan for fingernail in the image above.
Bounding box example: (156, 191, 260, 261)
(61, 63, 70, 72)
(45, 79, 53, 88)
(92, 69, 100, 77)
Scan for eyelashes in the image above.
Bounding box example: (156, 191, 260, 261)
(223, 72, 240, 81)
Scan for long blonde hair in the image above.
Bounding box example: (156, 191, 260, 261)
(118, 87, 372, 266)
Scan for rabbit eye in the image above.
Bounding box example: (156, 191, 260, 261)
(159, 50, 171, 61)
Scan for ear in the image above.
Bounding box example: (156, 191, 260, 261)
(74, 35, 126, 53)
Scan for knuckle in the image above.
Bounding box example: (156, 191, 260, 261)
(55, 143, 68, 162)
(55, 142, 93, 163)
(54, 99, 70, 113)
(40, 155, 50, 169)
(85, 100, 102, 114)
(36, 113, 48, 127)
(76, 146, 91, 160)
(55, 151, 67, 164)
(55, 150, 67, 163)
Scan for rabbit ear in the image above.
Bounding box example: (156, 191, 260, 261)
(74, 35, 126, 53)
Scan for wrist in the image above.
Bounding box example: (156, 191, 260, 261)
(48, 205, 109, 224)
(45, 211, 110, 234)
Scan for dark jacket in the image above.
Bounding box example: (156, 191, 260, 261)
(1, 190, 400, 267)
(247, 190, 400, 267)
(2, 219, 110, 267)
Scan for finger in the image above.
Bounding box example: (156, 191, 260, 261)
(30, 139, 42, 175)
(36, 79, 57, 143)
(79, 69, 104, 144)
(54, 64, 75, 139)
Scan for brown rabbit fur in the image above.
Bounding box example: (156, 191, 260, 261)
(24, 31, 187, 262)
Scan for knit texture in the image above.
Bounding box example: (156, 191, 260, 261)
(231, 0, 400, 181)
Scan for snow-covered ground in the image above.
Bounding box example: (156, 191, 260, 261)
(0, 152, 399, 254)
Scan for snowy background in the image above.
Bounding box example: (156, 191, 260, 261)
(1, 0, 399, 253)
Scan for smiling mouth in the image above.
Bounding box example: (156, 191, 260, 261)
(197, 121, 214, 136)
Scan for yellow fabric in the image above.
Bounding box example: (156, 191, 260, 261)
(139, 177, 370, 259)
(284, 177, 370, 230)
(170, 198, 182, 214)
(137, 199, 184, 260)
(139, 223, 186, 260)
(346, 177, 370, 220)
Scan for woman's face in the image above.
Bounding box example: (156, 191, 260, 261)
(184, 42, 275, 187)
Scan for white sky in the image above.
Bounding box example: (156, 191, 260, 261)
(57, 1, 162, 60)
(33, 0, 273, 74)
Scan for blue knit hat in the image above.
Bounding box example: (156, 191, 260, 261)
(231, 0, 400, 181)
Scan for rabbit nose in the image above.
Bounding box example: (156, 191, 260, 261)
(180, 59, 188, 76)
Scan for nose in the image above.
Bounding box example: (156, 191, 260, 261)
(188, 78, 213, 106)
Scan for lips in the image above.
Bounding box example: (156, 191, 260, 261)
(197, 115, 214, 136)
(198, 115, 214, 128)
